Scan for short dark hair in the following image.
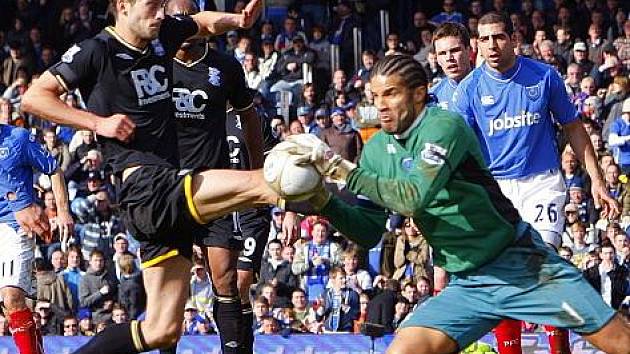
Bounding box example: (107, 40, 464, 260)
(478, 12, 513, 35)
(433, 22, 471, 49)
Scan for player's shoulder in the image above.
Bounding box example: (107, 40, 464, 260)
(424, 107, 468, 132)
(456, 67, 482, 92)
(206, 47, 241, 69)
(8, 126, 31, 140)
(519, 56, 556, 78)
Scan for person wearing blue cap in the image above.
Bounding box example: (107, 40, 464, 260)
(314, 107, 331, 136)
(297, 105, 321, 136)
(320, 107, 363, 163)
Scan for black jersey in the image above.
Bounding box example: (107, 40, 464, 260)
(225, 107, 278, 170)
(48, 16, 198, 174)
(172, 46, 253, 169)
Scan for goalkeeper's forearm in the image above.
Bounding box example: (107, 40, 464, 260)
(283, 193, 387, 249)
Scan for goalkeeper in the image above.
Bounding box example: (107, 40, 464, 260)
(275, 55, 630, 354)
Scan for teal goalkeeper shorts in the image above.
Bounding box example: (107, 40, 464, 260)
(400, 222, 616, 350)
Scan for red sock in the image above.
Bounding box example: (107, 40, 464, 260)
(8, 308, 44, 354)
(494, 319, 522, 354)
(543, 325, 571, 354)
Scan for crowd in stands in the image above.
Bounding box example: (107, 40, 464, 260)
(1, 0, 630, 340)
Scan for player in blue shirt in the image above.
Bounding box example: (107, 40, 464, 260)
(429, 22, 472, 111)
(608, 98, 630, 174)
(451, 13, 619, 354)
(0, 124, 73, 354)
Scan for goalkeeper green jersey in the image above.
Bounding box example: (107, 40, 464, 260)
(321, 106, 522, 273)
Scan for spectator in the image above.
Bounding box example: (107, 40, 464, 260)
(35, 301, 62, 336)
(268, 206, 285, 242)
(290, 288, 314, 328)
(604, 163, 626, 204)
(561, 150, 588, 190)
(182, 303, 203, 336)
(288, 119, 305, 135)
(400, 281, 419, 307)
(233, 35, 252, 65)
(309, 25, 330, 74)
(340, 248, 372, 294)
(75, 191, 125, 262)
(539, 39, 567, 74)
(298, 83, 318, 111)
(609, 98, 630, 174)
(34, 257, 74, 316)
(567, 222, 592, 268)
(296, 106, 319, 136)
(270, 35, 316, 104)
(555, 26, 574, 65)
(258, 39, 279, 84)
(565, 63, 583, 97)
(50, 248, 67, 274)
(315, 267, 360, 333)
(258, 239, 299, 307)
(572, 42, 594, 75)
(293, 221, 342, 301)
(321, 108, 363, 164)
(613, 233, 629, 265)
(253, 297, 270, 333)
(393, 218, 432, 284)
(79, 249, 118, 324)
(393, 297, 410, 330)
(117, 252, 145, 320)
(62, 316, 79, 336)
(281, 245, 295, 263)
(274, 17, 307, 53)
(189, 260, 213, 317)
(111, 304, 129, 324)
(431, 0, 464, 25)
(587, 23, 610, 66)
(603, 76, 630, 139)
(314, 107, 331, 136)
(42, 128, 71, 171)
(259, 315, 280, 335)
(352, 293, 370, 333)
(243, 51, 262, 91)
(258, 282, 282, 313)
(324, 70, 359, 109)
(613, 18, 630, 72)
(366, 278, 398, 334)
(62, 245, 85, 311)
(329, 1, 358, 76)
(71, 130, 97, 163)
(78, 309, 95, 336)
(583, 243, 630, 310)
(1, 41, 33, 88)
(569, 185, 598, 224)
(111, 233, 137, 280)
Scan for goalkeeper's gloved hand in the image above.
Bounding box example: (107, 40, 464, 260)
(274, 134, 357, 183)
(276, 181, 331, 214)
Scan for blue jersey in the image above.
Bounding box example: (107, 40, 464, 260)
(429, 77, 458, 111)
(610, 118, 630, 167)
(0, 125, 57, 230)
(452, 56, 578, 179)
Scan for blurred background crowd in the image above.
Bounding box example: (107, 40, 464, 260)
(1, 0, 630, 339)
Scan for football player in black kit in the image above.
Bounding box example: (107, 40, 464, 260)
(20, 0, 283, 353)
(165, 0, 266, 353)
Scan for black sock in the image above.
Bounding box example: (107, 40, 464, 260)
(214, 296, 243, 354)
(73, 322, 147, 354)
(240, 303, 254, 354)
(159, 345, 178, 354)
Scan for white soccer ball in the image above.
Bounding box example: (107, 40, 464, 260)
(264, 149, 322, 201)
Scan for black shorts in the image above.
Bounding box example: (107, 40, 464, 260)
(199, 207, 270, 272)
(237, 208, 271, 272)
(120, 165, 203, 267)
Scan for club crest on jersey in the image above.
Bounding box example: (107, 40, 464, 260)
(401, 157, 414, 171)
(61, 44, 81, 63)
(526, 83, 541, 100)
(208, 67, 221, 86)
(0, 147, 8, 159)
(420, 143, 447, 166)
(151, 39, 165, 57)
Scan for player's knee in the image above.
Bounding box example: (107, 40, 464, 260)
(211, 271, 238, 296)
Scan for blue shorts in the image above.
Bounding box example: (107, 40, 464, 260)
(400, 223, 616, 349)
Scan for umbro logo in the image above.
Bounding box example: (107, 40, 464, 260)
(225, 341, 240, 348)
(481, 95, 495, 105)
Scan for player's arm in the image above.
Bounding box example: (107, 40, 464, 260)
(50, 169, 74, 246)
(189, 0, 261, 38)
